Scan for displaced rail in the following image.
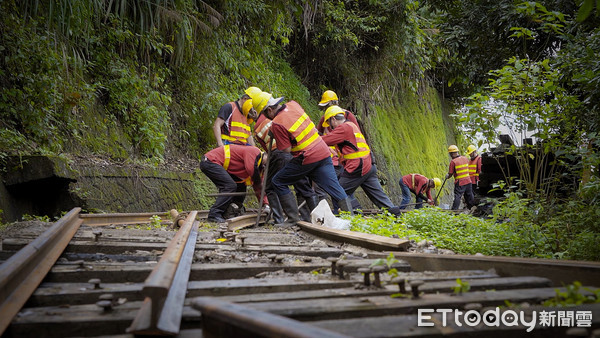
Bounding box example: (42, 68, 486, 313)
(0, 208, 599, 337)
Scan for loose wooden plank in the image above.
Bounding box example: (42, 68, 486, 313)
(296, 221, 409, 251)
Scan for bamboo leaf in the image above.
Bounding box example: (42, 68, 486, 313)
(576, 0, 594, 22)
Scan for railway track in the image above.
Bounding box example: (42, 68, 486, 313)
(1, 208, 599, 337)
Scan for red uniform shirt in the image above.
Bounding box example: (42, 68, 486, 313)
(402, 174, 433, 201)
(468, 155, 482, 184)
(449, 156, 471, 186)
(270, 102, 331, 165)
(204, 145, 263, 195)
(321, 121, 371, 176)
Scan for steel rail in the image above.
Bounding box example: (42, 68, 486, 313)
(193, 297, 350, 338)
(0, 207, 82, 335)
(227, 213, 266, 231)
(127, 211, 198, 335)
(80, 211, 171, 226)
(80, 210, 209, 226)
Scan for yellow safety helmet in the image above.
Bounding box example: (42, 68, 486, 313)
(322, 105, 344, 127)
(318, 90, 339, 106)
(433, 177, 441, 189)
(467, 144, 477, 155)
(242, 99, 253, 117)
(448, 145, 459, 153)
(244, 86, 262, 100)
(253, 91, 272, 114)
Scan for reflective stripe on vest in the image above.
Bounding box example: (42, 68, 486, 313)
(468, 163, 479, 177)
(254, 118, 277, 150)
(273, 102, 321, 153)
(223, 145, 231, 170)
(455, 164, 470, 180)
(341, 131, 370, 160)
(468, 156, 480, 177)
(288, 114, 319, 152)
(222, 103, 252, 144)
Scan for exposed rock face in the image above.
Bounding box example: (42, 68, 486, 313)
(0, 156, 208, 222)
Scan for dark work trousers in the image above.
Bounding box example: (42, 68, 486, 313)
(452, 183, 474, 210)
(266, 150, 315, 222)
(272, 156, 347, 203)
(314, 164, 361, 212)
(399, 180, 426, 209)
(200, 159, 246, 219)
(398, 179, 411, 210)
(339, 165, 399, 215)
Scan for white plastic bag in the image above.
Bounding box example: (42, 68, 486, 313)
(310, 199, 351, 231)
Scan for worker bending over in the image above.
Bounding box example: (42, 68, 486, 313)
(446, 145, 475, 210)
(321, 106, 400, 216)
(399, 174, 441, 209)
(253, 93, 352, 225)
(200, 144, 266, 223)
(253, 93, 317, 225)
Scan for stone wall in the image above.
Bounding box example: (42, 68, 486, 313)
(0, 156, 214, 222)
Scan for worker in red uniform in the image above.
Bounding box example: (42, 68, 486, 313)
(253, 98, 317, 225)
(321, 106, 400, 216)
(253, 92, 352, 224)
(446, 145, 474, 210)
(315, 90, 362, 211)
(212, 87, 258, 147)
(467, 144, 482, 189)
(200, 144, 265, 223)
(399, 174, 441, 209)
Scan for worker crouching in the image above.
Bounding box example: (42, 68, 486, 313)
(200, 145, 266, 223)
(399, 174, 441, 209)
(321, 106, 401, 217)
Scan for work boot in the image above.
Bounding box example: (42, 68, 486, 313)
(279, 193, 300, 225)
(299, 200, 311, 222)
(388, 206, 401, 217)
(306, 195, 319, 211)
(337, 197, 354, 216)
(266, 191, 285, 225)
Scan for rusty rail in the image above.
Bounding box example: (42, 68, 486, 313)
(0, 207, 83, 335)
(227, 213, 267, 231)
(127, 211, 199, 335)
(80, 211, 209, 226)
(193, 297, 350, 338)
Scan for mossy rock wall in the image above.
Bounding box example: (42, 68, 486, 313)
(0, 155, 219, 222)
(351, 85, 456, 207)
(70, 165, 212, 214)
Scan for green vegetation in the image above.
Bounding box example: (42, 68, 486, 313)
(543, 281, 600, 307)
(349, 191, 600, 260)
(1, 0, 598, 261)
(452, 278, 471, 295)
